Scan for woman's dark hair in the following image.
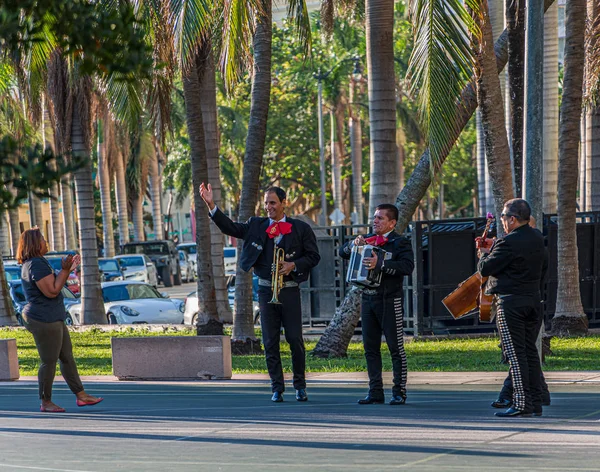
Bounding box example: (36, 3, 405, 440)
(264, 186, 287, 202)
(16, 227, 45, 264)
(376, 203, 399, 222)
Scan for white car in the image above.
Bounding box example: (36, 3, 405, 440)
(177, 243, 197, 275)
(114, 255, 158, 287)
(178, 250, 196, 283)
(183, 291, 260, 325)
(68, 281, 185, 325)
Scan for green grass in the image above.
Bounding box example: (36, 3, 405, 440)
(2, 327, 600, 376)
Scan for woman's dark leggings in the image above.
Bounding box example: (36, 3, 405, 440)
(23, 315, 84, 401)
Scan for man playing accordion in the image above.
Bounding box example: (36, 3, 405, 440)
(340, 204, 414, 405)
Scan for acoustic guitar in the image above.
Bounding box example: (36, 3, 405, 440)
(442, 213, 495, 322)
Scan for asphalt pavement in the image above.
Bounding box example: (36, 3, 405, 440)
(1, 372, 600, 471)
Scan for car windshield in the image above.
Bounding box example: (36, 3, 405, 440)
(116, 256, 144, 268)
(179, 245, 196, 255)
(103, 283, 161, 302)
(61, 287, 77, 299)
(123, 243, 168, 255)
(45, 258, 63, 271)
(5, 267, 21, 281)
(99, 260, 120, 272)
(223, 248, 236, 258)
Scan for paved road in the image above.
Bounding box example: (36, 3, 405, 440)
(1, 380, 599, 471)
(161, 281, 197, 300)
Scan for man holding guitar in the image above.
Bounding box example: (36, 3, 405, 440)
(477, 199, 548, 418)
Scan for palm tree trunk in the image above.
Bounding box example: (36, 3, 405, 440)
(0, 254, 17, 325)
(8, 202, 20, 257)
(585, 0, 600, 210)
(552, 0, 588, 336)
(32, 196, 44, 234)
(44, 102, 64, 252)
(98, 120, 115, 257)
(0, 212, 10, 256)
(543, 4, 560, 214)
(115, 152, 129, 247)
(131, 193, 145, 241)
(201, 46, 233, 322)
(61, 177, 77, 249)
(331, 110, 342, 211)
(474, 0, 515, 222)
(71, 83, 105, 325)
(506, 0, 526, 197)
(349, 79, 364, 224)
(395, 0, 557, 232)
(233, 0, 272, 353)
(183, 43, 222, 335)
(366, 0, 398, 219)
(148, 141, 162, 241)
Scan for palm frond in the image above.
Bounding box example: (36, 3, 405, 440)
(407, 0, 479, 172)
(101, 74, 144, 131)
(220, 0, 256, 91)
(287, 0, 312, 57)
(170, 0, 212, 69)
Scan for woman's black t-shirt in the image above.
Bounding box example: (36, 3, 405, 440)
(21, 257, 66, 323)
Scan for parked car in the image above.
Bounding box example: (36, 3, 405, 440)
(4, 265, 21, 282)
(114, 255, 158, 287)
(8, 280, 78, 325)
(68, 281, 184, 325)
(98, 258, 125, 282)
(177, 242, 197, 275)
(121, 240, 181, 287)
(223, 247, 237, 273)
(178, 250, 195, 283)
(183, 274, 261, 325)
(45, 256, 81, 295)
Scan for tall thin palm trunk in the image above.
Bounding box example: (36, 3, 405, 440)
(98, 119, 115, 256)
(366, 0, 398, 219)
(474, 0, 514, 222)
(543, 4, 560, 214)
(43, 96, 64, 252)
(585, 0, 600, 210)
(71, 80, 105, 325)
(131, 193, 145, 241)
(552, 0, 588, 335)
(115, 151, 129, 247)
(182, 43, 221, 335)
(61, 177, 77, 249)
(330, 110, 342, 211)
(148, 141, 162, 241)
(8, 204, 20, 257)
(233, 0, 272, 353)
(0, 212, 10, 256)
(201, 46, 233, 322)
(349, 79, 363, 224)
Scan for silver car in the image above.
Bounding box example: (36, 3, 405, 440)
(183, 291, 260, 325)
(178, 250, 196, 283)
(114, 255, 159, 287)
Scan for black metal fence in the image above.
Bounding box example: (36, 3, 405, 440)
(305, 211, 600, 335)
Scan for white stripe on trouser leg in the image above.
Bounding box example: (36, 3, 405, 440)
(496, 302, 525, 411)
(394, 297, 407, 392)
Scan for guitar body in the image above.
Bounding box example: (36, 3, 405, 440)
(478, 277, 494, 323)
(442, 273, 484, 319)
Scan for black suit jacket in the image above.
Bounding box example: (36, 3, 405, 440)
(339, 231, 414, 297)
(478, 224, 548, 296)
(210, 207, 320, 284)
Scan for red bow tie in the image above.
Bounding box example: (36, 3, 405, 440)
(266, 221, 292, 239)
(365, 235, 388, 246)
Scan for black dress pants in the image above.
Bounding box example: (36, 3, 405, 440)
(258, 286, 305, 393)
(495, 294, 543, 413)
(361, 293, 407, 398)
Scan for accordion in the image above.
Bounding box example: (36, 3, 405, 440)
(346, 244, 386, 288)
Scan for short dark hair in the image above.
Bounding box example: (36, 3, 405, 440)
(264, 186, 286, 202)
(375, 204, 399, 222)
(503, 198, 531, 222)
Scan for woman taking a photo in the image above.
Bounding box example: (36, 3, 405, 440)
(18, 228, 103, 413)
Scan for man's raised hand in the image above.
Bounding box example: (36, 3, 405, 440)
(199, 182, 215, 210)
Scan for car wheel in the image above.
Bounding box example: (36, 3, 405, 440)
(161, 266, 173, 287)
(174, 265, 182, 286)
(64, 314, 74, 326)
(107, 313, 118, 324)
(191, 314, 198, 326)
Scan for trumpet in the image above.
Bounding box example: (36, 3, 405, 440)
(269, 246, 285, 304)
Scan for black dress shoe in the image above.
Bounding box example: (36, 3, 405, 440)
(296, 389, 308, 402)
(271, 392, 283, 403)
(389, 394, 407, 405)
(491, 398, 512, 409)
(533, 408, 543, 417)
(495, 407, 532, 417)
(358, 395, 384, 405)
(542, 399, 551, 406)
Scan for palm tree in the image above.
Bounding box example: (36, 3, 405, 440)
(551, 0, 588, 336)
(97, 107, 115, 257)
(148, 137, 163, 241)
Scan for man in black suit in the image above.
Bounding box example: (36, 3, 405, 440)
(340, 204, 414, 405)
(477, 198, 548, 417)
(200, 183, 320, 402)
